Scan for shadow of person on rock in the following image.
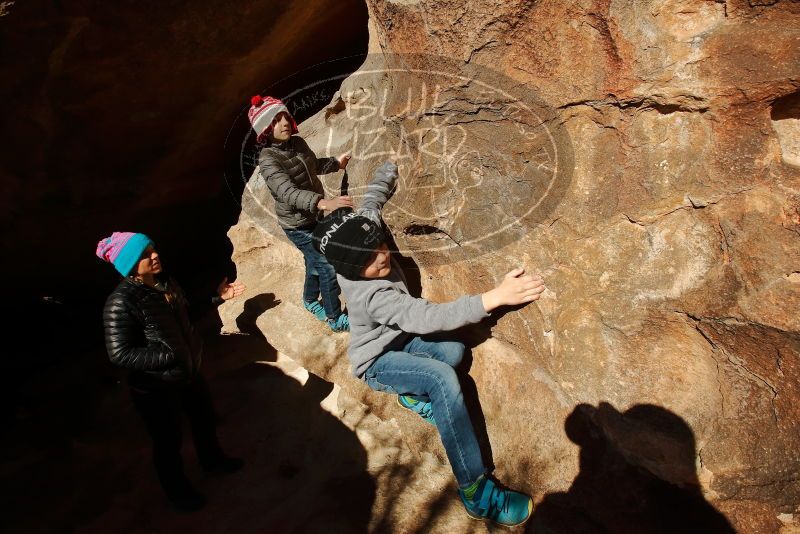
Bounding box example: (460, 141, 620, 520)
(235, 293, 282, 338)
(527, 402, 736, 534)
(419, 339, 495, 473)
(232, 293, 281, 364)
(458, 355, 495, 472)
(385, 232, 422, 298)
(440, 302, 533, 475)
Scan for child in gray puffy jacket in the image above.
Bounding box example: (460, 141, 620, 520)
(312, 161, 546, 527)
(248, 94, 352, 331)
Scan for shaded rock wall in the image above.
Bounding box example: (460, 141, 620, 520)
(224, 0, 800, 530)
(0, 0, 367, 302)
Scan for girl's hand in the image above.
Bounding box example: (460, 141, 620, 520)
(319, 195, 354, 212)
(217, 277, 246, 301)
(338, 153, 352, 169)
(481, 268, 545, 312)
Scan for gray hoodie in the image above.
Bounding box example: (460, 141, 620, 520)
(338, 162, 489, 377)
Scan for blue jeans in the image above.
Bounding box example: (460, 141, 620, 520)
(363, 336, 486, 486)
(284, 227, 342, 319)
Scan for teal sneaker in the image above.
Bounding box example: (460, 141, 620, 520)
(397, 395, 436, 426)
(303, 299, 327, 321)
(458, 476, 533, 527)
(326, 313, 350, 332)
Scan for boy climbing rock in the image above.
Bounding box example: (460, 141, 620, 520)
(312, 161, 546, 526)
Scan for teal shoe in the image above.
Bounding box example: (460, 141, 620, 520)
(303, 299, 327, 321)
(397, 395, 436, 426)
(326, 313, 350, 332)
(458, 476, 533, 527)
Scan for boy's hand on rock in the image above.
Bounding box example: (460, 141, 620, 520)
(482, 268, 545, 312)
(338, 153, 351, 169)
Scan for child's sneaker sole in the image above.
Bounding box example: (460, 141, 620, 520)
(459, 476, 533, 527)
(463, 498, 533, 527)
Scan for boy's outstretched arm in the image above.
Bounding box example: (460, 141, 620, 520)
(357, 161, 398, 225)
(367, 289, 487, 335)
(367, 268, 546, 334)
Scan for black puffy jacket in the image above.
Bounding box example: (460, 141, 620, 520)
(258, 135, 340, 229)
(103, 276, 205, 390)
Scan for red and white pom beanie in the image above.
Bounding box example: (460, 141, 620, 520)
(248, 95, 298, 143)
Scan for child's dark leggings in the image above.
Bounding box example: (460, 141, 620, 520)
(131, 374, 223, 498)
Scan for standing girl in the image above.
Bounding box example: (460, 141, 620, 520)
(248, 95, 351, 332)
(98, 232, 245, 511)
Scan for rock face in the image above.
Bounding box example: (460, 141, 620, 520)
(222, 0, 800, 530)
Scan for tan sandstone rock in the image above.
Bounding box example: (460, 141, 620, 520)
(222, 0, 800, 530)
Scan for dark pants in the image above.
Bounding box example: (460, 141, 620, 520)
(131, 374, 223, 498)
(284, 226, 343, 319)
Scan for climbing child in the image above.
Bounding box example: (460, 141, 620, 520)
(312, 161, 546, 527)
(248, 95, 352, 332)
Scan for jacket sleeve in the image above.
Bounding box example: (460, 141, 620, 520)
(316, 156, 340, 175)
(365, 287, 488, 334)
(295, 136, 339, 175)
(357, 161, 398, 225)
(103, 296, 176, 371)
(175, 278, 225, 312)
(260, 153, 323, 213)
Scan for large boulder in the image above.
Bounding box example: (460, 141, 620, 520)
(222, 1, 800, 530)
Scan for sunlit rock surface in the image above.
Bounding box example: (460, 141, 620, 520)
(223, 1, 800, 531)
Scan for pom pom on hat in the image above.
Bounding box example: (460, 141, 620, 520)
(96, 232, 153, 277)
(250, 95, 263, 106)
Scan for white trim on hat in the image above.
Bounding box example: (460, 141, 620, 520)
(252, 103, 289, 136)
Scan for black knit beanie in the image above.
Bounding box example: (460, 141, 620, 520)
(312, 210, 386, 279)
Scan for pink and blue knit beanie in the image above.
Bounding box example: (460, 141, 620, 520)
(248, 95, 298, 143)
(96, 232, 153, 276)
